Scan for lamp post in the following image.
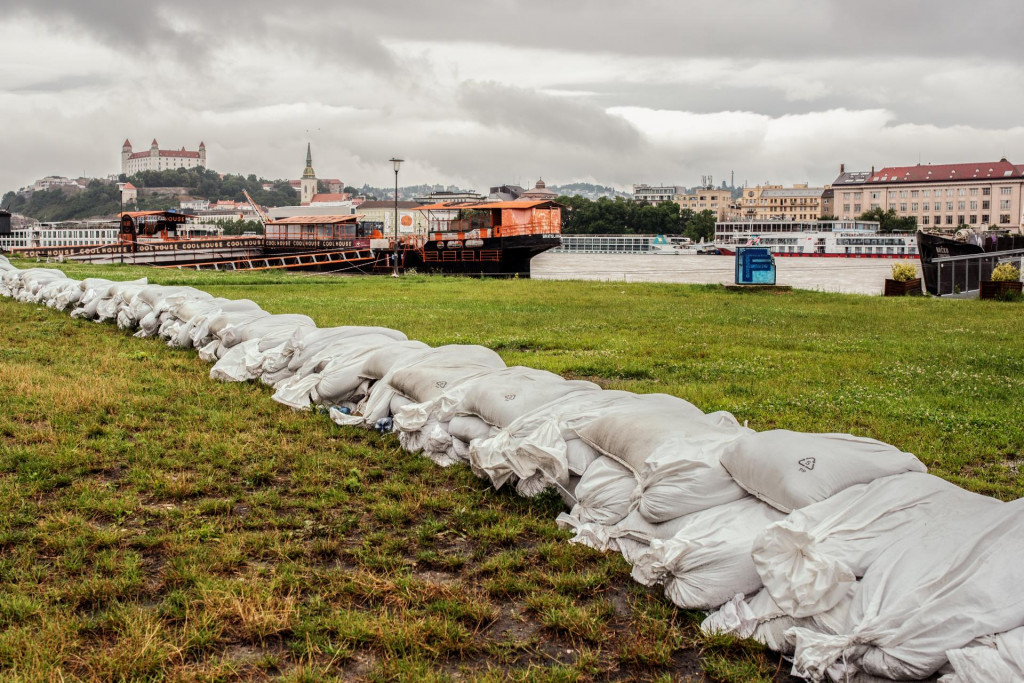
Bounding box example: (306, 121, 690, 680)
(389, 158, 403, 243)
(389, 158, 403, 276)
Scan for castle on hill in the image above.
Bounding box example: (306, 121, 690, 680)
(121, 138, 207, 175)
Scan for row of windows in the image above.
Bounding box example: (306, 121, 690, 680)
(845, 185, 1018, 201)
(919, 215, 1006, 226)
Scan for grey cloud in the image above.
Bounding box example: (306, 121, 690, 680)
(6, 73, 115, 94)
(9, 0, 1024, 65)
(6, 0, 399, 74)
(457, 80, 643, 151)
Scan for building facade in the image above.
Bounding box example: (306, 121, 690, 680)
(633, 184, 679, 205)
(832, 160, 1024, 230)
(122, 139, 206, 175)
(674, 188, 734, 220)
(739, 184, 827, 220)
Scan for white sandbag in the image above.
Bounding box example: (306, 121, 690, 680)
(449, 415, 494, 444)
(348, 345, 505, 427)
(399, 369, 601, 472)
(274, 338, 426, 409)
(468, 389, 639, 495)
(359, 341, 434, 381)
(218, 313, 313, 349)
(941, 626, 1024, 683)
(702, 588, 855, 656)
(52, 279, 85, 310)
(557, 506, 692, 554)
(282, 326, 407, 373)
(720, 429, 927, 514)
(210, 340, 265, 382)
(565, 438, 600, 475)
(790, 498, 1024, 682)
(627, 497, 785, 610)
(577, 395, 750, 520)
(455, 367, 601, 427)
(752, 472, 1002, 618)
(96, 281, 149, 322)
(570, 457, 637, 526)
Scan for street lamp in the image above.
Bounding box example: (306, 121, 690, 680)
(389, 158, 403, 244)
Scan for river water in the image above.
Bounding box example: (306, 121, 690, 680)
(531, 253, 905, 295)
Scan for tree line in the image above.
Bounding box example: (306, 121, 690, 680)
(556, 196, 718, 241)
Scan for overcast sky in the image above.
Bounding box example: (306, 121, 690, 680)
(2, 0, 1023, 195)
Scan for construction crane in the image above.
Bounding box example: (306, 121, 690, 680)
(242, 189, 272, 230)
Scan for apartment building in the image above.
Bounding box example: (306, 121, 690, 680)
(740, 184, 827, 220)
(832, 159, 1024, 229)
(632, 184, 679, 205)
(674, 188, 734, 220)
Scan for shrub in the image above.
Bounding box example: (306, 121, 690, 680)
(990, 262, 1021, 283)
(891, 262, 917, 282)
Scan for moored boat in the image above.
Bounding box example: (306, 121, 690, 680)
(715, 219, 918, 258)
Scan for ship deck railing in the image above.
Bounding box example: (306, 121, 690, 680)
(931, 248, 1024, 296)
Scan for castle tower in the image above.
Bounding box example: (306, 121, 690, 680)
(199, 141, 206, 167)
(150, 138, 159, 159)
(121, 139, 133, 174)
(300, 143, 317, 205)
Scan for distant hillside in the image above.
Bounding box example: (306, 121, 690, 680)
(1, 168, 298, 222)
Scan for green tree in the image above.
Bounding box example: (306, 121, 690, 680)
(683, 210, 717, 242)
(857, 207, 917, 232)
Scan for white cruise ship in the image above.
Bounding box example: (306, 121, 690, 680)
(715, 220, 919, 258)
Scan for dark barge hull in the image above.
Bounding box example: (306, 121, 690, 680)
(405, 234, 560, 277)
(917, 231, 1024, 295)
(12, 235, 560, 276)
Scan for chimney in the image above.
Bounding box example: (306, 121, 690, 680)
(870, 165, 875, 176)
(839, 163, 845, 174)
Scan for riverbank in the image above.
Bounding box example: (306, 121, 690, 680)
(1, 262, 1021, 680)
(533, 253, 909, 295)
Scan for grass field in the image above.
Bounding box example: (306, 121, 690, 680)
(1, 260, 1022, 681)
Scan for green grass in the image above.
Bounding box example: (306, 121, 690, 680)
(1, 259, 1022, 680)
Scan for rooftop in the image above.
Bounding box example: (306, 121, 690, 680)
(835, 160, 1024, 185)
(760, 188, 825, 198)
(357, 200, 420, 210)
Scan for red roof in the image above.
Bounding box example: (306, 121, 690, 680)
(868, 160, 1024, 184)
(310, 193, 349, 203)
(127, 150, 201, 160)
(121, 182, 136, 190)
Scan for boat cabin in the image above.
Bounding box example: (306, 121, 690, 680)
(119, 211, 192, 242)
(416, 200, 562, 240)
(264, 215, 368, 241)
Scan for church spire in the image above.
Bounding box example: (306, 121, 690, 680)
(302, 142, 316, 179)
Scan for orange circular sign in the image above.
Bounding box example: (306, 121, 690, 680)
(400, 215, 413, 227)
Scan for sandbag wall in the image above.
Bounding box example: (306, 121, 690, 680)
(2, 256, 1022, 683)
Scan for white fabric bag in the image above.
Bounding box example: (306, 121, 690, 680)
(626, 497, 785, 610)
(720, 429, 927, 513)
(941, 626, 1024, 683)
(790, 498, 1024, 682)
(752, 472, 1001, 618)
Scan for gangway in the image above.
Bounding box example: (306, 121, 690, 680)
(157, 248, 376, 272)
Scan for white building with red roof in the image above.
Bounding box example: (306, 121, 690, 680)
(121, 138, 207, 175)
(833, 159, 1024, 230)
(118, 181, 138, 204)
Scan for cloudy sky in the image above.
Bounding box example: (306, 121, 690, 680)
(2, 0, 1023, 195)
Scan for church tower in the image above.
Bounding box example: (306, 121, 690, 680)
(300, 143, 317, 205)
